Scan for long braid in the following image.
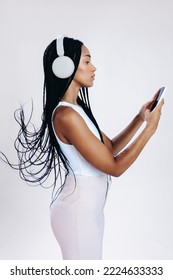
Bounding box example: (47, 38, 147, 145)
(78, 87, 104, 143)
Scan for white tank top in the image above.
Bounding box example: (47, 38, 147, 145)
(52, 101, 104, 177)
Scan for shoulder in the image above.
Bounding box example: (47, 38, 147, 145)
(54, 105, 85, 129)
(53, 105, 87, 144)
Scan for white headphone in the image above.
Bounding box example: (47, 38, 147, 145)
(52, 35, 75, 79)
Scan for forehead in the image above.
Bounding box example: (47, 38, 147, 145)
(81, 45, 91, 57)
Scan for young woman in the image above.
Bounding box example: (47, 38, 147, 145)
(2, 36, 164, 260)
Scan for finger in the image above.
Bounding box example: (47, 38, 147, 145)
(147, 90, 162, 111)
(152, 90, 160, 101)
(153, 98, 164, 113)
(157, 98, 164, 108)
(145, 108, 150, 117)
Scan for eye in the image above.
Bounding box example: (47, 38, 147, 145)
(85, 61, 90, 64)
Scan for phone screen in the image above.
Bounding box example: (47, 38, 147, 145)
(150, 86, 166, 111)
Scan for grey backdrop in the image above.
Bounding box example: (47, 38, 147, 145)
(0, 0, 173, 259)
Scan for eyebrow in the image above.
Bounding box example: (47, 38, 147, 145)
(84, 54, 91, 58)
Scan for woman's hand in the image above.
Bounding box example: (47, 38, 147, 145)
(144, 98, 164, 134)
(138, 92, 160, 121)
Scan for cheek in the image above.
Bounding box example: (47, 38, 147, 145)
(74, 68, 85, 82)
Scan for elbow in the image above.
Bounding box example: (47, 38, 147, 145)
(111, 160, 126, 177)
(111, 168, 124, 177)
(112, 170, 123, 177)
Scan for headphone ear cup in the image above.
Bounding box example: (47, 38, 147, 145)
(52, 56, 75, 79)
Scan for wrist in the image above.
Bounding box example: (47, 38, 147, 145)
(144, 123, 156, 136)
(135, 113, 144, 124)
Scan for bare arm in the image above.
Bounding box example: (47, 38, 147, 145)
(54, 99, 164, 177)
(102, 113, 143, 156)
(102, 94, 159, 155)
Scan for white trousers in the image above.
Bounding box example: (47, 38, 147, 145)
(50, 175, 108, 260)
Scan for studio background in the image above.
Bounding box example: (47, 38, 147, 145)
(0, 0, 173, 259)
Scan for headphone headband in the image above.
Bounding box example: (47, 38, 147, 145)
(56, 35, 65, 56)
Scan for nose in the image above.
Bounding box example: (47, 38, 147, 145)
(91, 64, 96, 71)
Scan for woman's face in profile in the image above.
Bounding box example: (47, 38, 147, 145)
(73, 45, 96, 88)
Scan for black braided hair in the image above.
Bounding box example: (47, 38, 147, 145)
(0, 37, 103, 202)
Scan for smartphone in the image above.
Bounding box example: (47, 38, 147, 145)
(150, 86, 167, 111)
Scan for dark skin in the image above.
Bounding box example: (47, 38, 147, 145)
(53, 45, 164, 177)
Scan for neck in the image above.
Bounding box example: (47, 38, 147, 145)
(61, 81, 80, 105)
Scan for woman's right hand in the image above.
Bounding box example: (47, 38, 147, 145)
(144, 98, 164, 134)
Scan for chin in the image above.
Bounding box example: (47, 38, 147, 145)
(86, 81, 94, 87)
(79, 80, 94, 88)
